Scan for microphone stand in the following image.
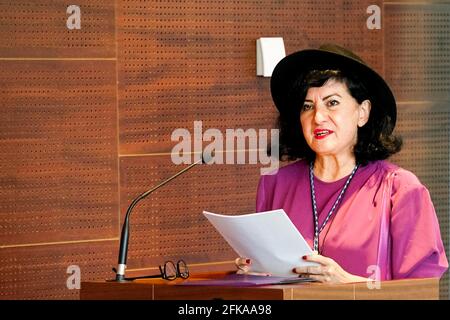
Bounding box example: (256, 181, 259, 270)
(114, 157, 205, 282)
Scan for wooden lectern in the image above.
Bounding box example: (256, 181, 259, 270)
(80, 273, 440, 300)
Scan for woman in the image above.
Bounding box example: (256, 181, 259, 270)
(238, 44, 448, 283)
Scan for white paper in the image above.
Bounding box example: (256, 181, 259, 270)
(203, 209, 318, 277)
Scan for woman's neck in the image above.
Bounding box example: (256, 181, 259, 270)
(313, 155, 357, 182)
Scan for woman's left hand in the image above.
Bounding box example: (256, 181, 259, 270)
(293, 253, 368, 284)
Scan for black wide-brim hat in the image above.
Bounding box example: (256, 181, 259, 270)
(270, 44, 397, 132)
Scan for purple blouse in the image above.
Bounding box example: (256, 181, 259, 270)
(256, 160, 448, 280)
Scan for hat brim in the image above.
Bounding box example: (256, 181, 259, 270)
(270, 49, 397, 130)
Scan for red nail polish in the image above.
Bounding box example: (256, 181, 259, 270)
(302, 255, 307, 260)
(246, 259, 251, 264)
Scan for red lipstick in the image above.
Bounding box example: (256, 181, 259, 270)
(314, 128, 334, 140)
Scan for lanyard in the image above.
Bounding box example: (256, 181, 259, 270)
(309, 162, 359, 252)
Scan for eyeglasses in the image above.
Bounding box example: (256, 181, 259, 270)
(123, 259, 189, 281)
(159, 260, 189, 281)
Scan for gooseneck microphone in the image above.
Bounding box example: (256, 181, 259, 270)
(114, 155, 210, 282)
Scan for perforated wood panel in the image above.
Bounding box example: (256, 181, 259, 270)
(117, 0, 383, 154)
(0, 0, 115, 58)
(385, 3, 450, 101)
(0, 241, 117, 299)
(0, 60, 118, 245)
(342, 0, 384, 74)
(120, 155, 265, 271)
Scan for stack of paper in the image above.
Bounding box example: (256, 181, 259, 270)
(203, 209, 318, 277)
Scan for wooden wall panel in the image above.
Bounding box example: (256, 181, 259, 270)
(0, 60, 119, 245)
(117, 0, 383, 155)
(0, 0, 115, 58)
(385, 3, 450, 101)
(0, 241, 117, 299)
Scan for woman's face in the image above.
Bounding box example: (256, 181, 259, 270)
(300, 79, 371, 160)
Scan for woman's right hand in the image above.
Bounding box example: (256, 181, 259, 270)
(234, 257, 271, 276)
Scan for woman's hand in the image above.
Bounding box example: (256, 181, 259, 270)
(234, 257, 271, 276)
(293, 253, 368, 284)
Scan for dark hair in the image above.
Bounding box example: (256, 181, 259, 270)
(275, 69, 402, 165)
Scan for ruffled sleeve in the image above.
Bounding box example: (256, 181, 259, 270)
(390, 169, 448, 279)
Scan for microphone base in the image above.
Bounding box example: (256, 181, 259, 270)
(107, 278, 133, 283)
(111, 274, 131, 282)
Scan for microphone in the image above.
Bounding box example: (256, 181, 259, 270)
(114, 153, 211, 282)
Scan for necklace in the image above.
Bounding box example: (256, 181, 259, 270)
(309, 162, 359, 252)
